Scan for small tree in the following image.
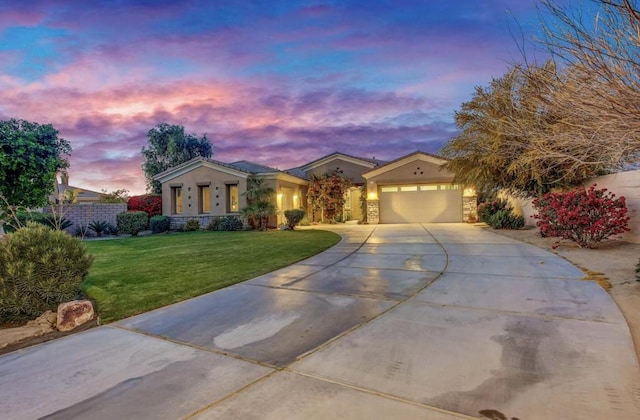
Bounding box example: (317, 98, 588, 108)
(307, 171, 352, 222)
(532, 185, 630, 248)
(241, 175, 276, 230)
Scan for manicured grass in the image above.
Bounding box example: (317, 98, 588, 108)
(82, 229, 340, 323)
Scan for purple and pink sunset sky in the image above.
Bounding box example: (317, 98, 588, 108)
(0, 0, 553, 195)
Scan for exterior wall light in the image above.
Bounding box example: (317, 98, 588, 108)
(463, 188, 477, 197)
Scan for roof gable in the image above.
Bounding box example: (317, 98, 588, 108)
(153, 157, 308, 184)
(153, 157, 250, 183)
(295, 152, 380, 172)
(362, 151, 448, 179)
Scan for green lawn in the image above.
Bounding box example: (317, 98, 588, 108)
(82, 229, 340, 323)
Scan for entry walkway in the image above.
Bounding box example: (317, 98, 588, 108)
(1, 224, 639, 419)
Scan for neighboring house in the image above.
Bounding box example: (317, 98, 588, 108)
(54, 172, 104, 204)
(153, 151, 477, 228)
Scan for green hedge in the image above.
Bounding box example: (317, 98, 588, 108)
(116, 211, 148, 236)
(150, 215, 170, 233)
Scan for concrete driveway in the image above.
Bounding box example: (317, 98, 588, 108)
(1, 224, 639, 419)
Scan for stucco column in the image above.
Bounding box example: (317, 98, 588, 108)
(366, 199, 380, 224)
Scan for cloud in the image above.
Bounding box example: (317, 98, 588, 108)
(0, 0, 545, 194)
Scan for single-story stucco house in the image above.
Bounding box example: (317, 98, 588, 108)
(153, 150, 477, 228)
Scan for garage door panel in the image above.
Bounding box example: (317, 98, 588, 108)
(379, 186, 461, 223)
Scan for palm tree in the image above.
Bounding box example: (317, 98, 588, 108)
(241, 175, 276, 230)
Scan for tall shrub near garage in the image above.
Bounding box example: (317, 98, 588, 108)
(0, 222, 94, 322)
(477, 198, 523, 229)
(532, 185, 629, 248)
(127, 194, 162, 218)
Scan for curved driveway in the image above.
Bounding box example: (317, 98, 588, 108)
(1, 224, 640, 419)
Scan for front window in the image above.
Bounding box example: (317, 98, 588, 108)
(172, 187, 183, 214)
(227, 184, 239, 212)
(199, 186, 210, 213)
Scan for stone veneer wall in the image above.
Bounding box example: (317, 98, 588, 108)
(462, 196, 478, 222)
(169, 215, 215, 230)
(366, 200, 379, 224)
(168, 214, 246, 230)
(44, 203, 127, 232)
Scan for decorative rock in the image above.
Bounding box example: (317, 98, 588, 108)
(1, 311, 57, 351)
(26, 310, 57, 329)
(57, 300, 95, 332)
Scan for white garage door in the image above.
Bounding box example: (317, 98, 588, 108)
(379, 184, 462, 223)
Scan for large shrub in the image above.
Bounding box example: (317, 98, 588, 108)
(0, 222, 94, 322)
(127, 194, 162, 218)
(533, 185, 630, 248)
(150, 215, 170, 233)
(284, 209, 305, 230)
(116, 211, 148, 236)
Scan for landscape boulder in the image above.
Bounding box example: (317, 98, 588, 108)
(57, 300, 95, 332)
(26, 310, 57, 329)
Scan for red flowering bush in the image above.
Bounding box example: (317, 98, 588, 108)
(127, 194, 162, 218)
(532, 185, 629, 248)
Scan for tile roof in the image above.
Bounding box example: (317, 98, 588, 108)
(293, 151, 384, 171)
(229, 160, 280, 173)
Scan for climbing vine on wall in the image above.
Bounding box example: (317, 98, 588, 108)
(307, 171, 352, 222)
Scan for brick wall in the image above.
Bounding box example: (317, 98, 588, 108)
(44, 203, 127, 232)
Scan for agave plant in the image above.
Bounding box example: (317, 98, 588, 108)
(88, 220, 110, 237)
